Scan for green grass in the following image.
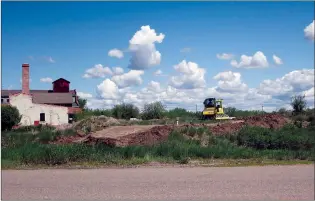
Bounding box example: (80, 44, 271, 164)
(2, 125, 314, 168)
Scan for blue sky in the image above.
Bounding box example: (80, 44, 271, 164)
(2, 2, 314, 111)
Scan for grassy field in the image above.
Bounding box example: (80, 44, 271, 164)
(2, 124, 314, 169)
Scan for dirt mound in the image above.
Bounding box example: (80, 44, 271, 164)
(210, 122, 244, 135)
(54, 125, 173, 147)
(241, 113, 289, 129)
(85, 125, 173, 147)
(210, 114, 290, 135)
(116, 125, 173, 146)
(73, 116, 120, 135)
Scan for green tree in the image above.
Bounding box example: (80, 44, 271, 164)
(1, 105, 22, 131)
(78, 98, 87, 110)
(112, 103, 140, 119)
(141, 101, 166, 120)
(291, 95, 307, 115)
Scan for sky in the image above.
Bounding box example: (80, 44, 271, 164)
(1, 2, 314, 112)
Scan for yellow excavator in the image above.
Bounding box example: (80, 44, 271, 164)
(201, 98, 235, 120)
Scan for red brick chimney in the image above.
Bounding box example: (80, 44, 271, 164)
(22, 63, 30, 94)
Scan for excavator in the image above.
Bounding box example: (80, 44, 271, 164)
(201, 98, 235, 120)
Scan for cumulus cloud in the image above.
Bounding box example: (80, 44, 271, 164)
(258, 69, 314, 99)
(304, 20, 314, 41)
(96, 79, 121, 100)
(108, 49, 124, 59)
(83, 64, 113, 79)
(77, 92, 93, 99)
(169, 60, 206, 89)
(112, 67, 124, 75)
(213, 71, 248, 93)
(146, 81, 162, 93)
(40, 77, 53, 83)
(216, 53, 234, 60)
(230, 51, 269, 68)
(128, 25, 165, 70)
(273, 54, 283, 65)
(111, 70, 144, 88)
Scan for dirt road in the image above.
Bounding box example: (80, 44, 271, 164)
(2, 165, 314, 200)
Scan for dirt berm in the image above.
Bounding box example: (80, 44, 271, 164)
(54, 114, 290, 147)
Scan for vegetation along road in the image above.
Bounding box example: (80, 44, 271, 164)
(2, 165, 314, 200)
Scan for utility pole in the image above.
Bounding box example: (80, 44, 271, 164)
(262, 104, 264, 112)
(196, 104, 197, 113)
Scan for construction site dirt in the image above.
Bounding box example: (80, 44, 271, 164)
(53, 114, 290, 147)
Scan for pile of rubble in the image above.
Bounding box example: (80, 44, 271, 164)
(73, 116, 121, 135)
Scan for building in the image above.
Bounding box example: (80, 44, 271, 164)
(1, 63, 82, 126)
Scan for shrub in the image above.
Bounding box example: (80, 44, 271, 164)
(1, 105, 22, 131)
(236, 125, 315, 151)
(141, 101, 166, 120)
(291, 95, 307, 115)
(112, 103, 140, 120)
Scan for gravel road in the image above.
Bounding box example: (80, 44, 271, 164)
(2, 165, 314, 200)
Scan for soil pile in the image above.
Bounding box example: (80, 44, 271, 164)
(210, 114, 290, 134)
(73, 116, 120, 135)
(84, 125, 173, 147)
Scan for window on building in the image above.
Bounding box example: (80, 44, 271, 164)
(73, 96, 76, 103)
(40, 113, 45, 122)
(1, 99, 3, 103)
(7, 99, 9, 103)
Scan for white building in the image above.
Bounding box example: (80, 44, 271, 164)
(3, 63, 82, 126)
(10, 93, 69, 126)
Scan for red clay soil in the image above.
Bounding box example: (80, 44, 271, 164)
(210, 114, 290, 135)
(51, 114, 290, 146)
(83, 125, 174, 147)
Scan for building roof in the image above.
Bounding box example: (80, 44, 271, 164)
(32, 93, 73, 104)
(53, 78, 70, 83)
(1, 90, 76, 97)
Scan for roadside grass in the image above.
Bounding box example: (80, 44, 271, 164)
(2, 125, 314, 168)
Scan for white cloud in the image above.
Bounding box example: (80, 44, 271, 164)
(111, 70, 144, 88)
(146, 81, 162, 93)
(96, 79, 121, 100)
(273, 54, 283, 65)
(154, 69, 163, 76)
(180, 48, 191, 53)
(77, 92, 93, 99)
(213, 71, 248, 93)
(83, 64, 113, 79)
(45, 56, 55, 63)
(169, 60, 206, 89)
(258, 69, 314, 99)
(230, 51, 269, 68)
(303, 87, 314, 98)
(216, 53, 234, 60)
(304, 20, 314, 41)
(128, 25, 165, 70)
(108, 49, 124, 59)
(112, 67, 124, 75)
(40, 77, 53, 83)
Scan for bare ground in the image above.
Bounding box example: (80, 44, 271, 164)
(53, 114, 291, 147)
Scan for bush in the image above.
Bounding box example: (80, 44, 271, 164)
(235, 125, 315, 151)
(141, 101, 166, 120)
(224, 107, 265, 117)
(291, 95, 307, 115)
(112, 103, 140, 120)
(1, 105, 22, 131)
